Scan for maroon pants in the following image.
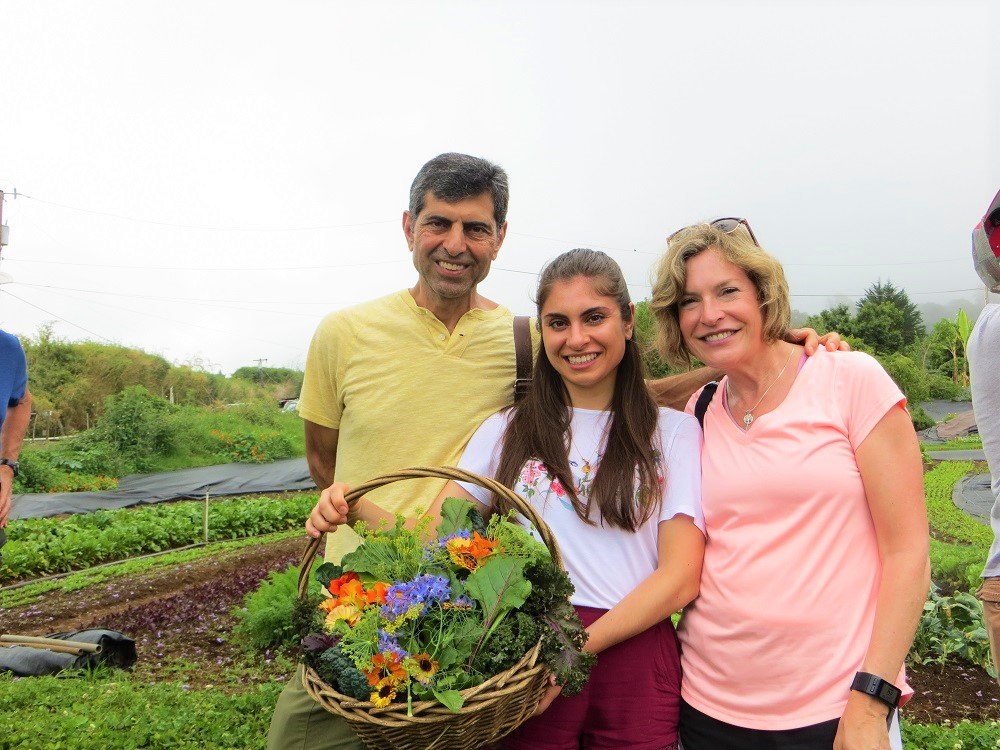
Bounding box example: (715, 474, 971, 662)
(500, 605, 682, 750)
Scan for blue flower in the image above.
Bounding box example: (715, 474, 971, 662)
(377, 630, 409, 660)
(381, 574, 452, 621)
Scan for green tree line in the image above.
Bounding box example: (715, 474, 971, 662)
(634, 280, 972, 430)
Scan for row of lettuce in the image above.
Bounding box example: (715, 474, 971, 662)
(0, 493, 316, 585)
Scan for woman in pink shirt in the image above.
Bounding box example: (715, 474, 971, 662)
(649, 220, 930, 750)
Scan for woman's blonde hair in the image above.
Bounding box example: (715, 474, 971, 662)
(649, 223, 791, 367)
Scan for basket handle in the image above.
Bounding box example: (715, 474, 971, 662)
(297, 466, 563, 599)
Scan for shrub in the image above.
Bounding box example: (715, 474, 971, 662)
(95, 386, 177, 462)
(909, 586, 995, 677)
(232, 565, 321, 653)
(877, 352, 929, 404)
(927, 373, 968, 401)
(217, 430, 296, 464)
(12, 451, 62, 493)
(910, 404, 936, 431)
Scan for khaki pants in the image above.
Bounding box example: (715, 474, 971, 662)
(977, 577, 1000, 685)
(266, 666, 364, 750)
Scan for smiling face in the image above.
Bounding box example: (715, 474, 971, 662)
(403, 191, 505, 307)
(678, 247, 766, 371)
(540, 275, 634, 409)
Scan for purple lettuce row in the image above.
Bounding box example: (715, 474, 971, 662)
(82, 553, 299, 637)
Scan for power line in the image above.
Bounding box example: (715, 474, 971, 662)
(17, 285, 303, 351)
(0, 288, 115, 342)
(5, 191, 397, 232)
(11, 282, 324, 316)
(2, 255, 406, 272)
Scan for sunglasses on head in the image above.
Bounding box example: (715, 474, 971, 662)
(667, 217, 759, 247)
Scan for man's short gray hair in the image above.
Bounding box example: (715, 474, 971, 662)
(409, 153, 510, 229)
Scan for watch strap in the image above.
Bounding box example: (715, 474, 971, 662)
(851, 671, 900, 727)
(0, 458, 18, 477)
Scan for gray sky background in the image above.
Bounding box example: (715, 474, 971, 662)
(1, 0, 997, 374)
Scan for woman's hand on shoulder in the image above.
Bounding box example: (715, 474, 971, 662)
(787, 326, 852, 355)
(306, 482, 353, 538)
(834, 693, 892, 750)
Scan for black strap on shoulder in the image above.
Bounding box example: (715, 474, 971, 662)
(694, 381, 718, 428)
(513, 316, 532, 402)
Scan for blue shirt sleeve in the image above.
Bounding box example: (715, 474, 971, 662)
(3, 332, 28, 407)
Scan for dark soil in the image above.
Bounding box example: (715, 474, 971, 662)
(904, 661, 1000, 723)
(0, 536, 305, 689)
(2, 536, 999, 723)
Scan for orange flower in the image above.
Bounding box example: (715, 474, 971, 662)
(365, 652, 407, 687)
(365, 581, 389, 606)
(445, 531, 497, 570)
(327, 572, 361, 597)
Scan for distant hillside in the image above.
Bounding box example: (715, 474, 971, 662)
(19, 324, 303, 436)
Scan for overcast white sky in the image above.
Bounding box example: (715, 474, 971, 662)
(1, 0, 997, 374)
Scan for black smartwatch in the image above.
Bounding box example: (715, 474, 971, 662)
(0, 458, 18, 477)
(850, 671, 901, 727)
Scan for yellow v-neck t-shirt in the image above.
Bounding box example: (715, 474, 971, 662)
(299, 289, 536, 562)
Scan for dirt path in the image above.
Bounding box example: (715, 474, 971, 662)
(2, 535, 998, 722)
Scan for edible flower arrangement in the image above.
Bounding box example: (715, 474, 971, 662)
(300, 498, 594, 713)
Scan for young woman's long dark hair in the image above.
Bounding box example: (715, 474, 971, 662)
(492, 249, 661, 532)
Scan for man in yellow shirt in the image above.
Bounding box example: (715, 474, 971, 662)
(268, 152, 540, 750)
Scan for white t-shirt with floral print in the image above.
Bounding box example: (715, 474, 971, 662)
(457, 406, 704, 610)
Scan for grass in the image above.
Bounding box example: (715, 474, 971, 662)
(901, 719, 1000, 749)
(923, 435, 985, 452)
(0, 671, 284, 749)
(151, 407, 304, 473)
(924, 462, 993, 546)
(924, 461, 992, 593)
(15, 404, 306, 493)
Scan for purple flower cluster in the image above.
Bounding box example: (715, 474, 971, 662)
(381, 574, 452, 621)
(377, 629, 410, 659)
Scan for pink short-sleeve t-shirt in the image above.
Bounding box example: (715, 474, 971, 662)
(677, 349, 908, 730)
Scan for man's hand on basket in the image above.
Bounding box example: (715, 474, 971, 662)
(532, 674, 563, 717)
(306, 482, 352, 538)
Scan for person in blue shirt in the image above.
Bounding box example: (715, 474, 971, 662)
(0, 328, 31, 559)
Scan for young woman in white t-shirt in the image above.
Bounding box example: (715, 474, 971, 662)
(308, 248, 705, 750)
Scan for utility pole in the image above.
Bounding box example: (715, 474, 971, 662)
(0, 189, 12, 286)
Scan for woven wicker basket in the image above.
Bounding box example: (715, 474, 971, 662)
(296, 466, 565, 750)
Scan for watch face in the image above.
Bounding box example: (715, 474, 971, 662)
(877, 682, 901, 705)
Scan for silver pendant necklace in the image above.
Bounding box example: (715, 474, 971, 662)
(728, 347, 796, 430)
